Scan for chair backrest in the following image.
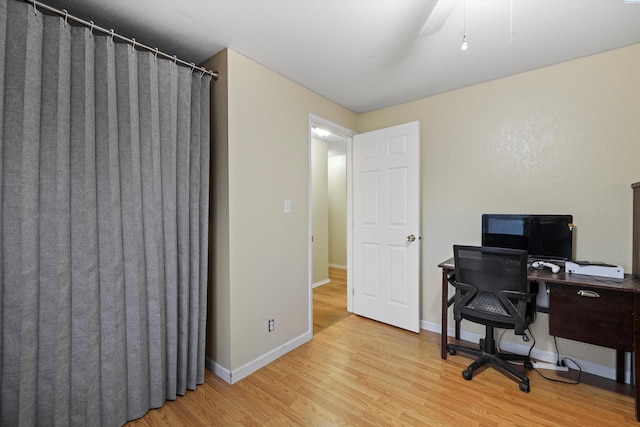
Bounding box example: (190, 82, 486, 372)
(454, 245, 528, 296)
(452, 245, 531, 332)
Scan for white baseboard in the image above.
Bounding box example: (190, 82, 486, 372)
(206, 320, 626, 385)
(312, 279, 330, 289)
(205, 357, 232, 383)
(206, 330, 312, 384)
(420, 320, 626, 383)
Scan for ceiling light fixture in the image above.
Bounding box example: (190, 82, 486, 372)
(461, 0, 468, 51)
(313, 127, 331, 138)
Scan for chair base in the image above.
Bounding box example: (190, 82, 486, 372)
(447, 327, 532, 393)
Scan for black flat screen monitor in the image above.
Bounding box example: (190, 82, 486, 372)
(481, 214, 573, 261)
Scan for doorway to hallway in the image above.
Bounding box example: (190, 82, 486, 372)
(309, 115, 355, 335)
(313, 267, 349, 334)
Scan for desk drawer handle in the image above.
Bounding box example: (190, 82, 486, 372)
(577, 290, 600, 298)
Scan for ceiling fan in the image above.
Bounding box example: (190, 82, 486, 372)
(419, 0, 456, 37)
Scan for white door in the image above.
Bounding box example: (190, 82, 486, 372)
(352, 121, 420, 333)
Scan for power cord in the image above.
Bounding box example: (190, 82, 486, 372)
(498, 328, 535, 369)
(534, 356, 582, 385)
(526, 327, 535, 358)
(553, 335, 562, 366)
(496, 327, 534, 356)
(530, 335, 582, 385)
(499, 328, 582, 385)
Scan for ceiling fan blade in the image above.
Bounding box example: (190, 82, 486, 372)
(420, 1, 456, 37)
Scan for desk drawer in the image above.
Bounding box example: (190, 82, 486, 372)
(548, 283, 634, 351)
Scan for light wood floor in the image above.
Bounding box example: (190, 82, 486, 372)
(127, 312, 638, 426)
(313, 267, 349, 334)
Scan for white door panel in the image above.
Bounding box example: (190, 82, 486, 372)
(353, 121, 420, 333)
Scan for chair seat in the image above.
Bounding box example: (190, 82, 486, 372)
(461, 292, 520, 330)
(467, 291, 507, 315)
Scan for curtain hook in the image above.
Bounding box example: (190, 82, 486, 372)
(32, 0, 37, 16)
(130, 38, 136, 54)
(109, 29, 115, 45)
(173, 55, 177, 68)
(199, 66, 206, 78)
(190, 63, 196, 73)
(63, 9, 68, 27)
(153, 48, 159, 61)
(89, 21, 94, 38)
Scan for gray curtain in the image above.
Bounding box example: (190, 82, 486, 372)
(0, 1, 210, 425)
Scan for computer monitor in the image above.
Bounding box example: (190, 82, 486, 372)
(481, 214, 573, 261)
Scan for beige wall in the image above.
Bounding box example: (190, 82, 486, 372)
(328, 154, 347, 267)
(205, 43, 640, 379)
(202, 50, 231, 368)
(204, 49, 357, 374)
(357, 43, 640, 369)
(311, 138, 329, 285)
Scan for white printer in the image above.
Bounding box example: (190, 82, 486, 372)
(565, 260, 624, 279)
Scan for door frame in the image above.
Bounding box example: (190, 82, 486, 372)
(308, 114, 356, 334)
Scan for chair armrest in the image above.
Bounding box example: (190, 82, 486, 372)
(450, 280, 477, 322)
(498, 290, 537, 301)
(498, 290, 537, 335)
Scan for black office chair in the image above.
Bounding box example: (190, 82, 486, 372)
(446, 245, 537, 392)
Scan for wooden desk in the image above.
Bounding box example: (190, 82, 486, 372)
(438, 258, 640, 421)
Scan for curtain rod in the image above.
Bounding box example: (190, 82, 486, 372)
(25, 0, 219, 80)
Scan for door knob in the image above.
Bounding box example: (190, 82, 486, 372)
(407, 234, 416, 242)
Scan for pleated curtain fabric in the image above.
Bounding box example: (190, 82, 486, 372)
(0, 1, 210, 425)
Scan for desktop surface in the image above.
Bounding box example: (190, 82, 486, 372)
(439, 257, 637, 291)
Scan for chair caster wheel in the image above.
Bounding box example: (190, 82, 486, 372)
(519, 381, 530, 393)
(524, 361, 533, 370)
(448, 347, 457, 356)
(462, 369, 473, 380)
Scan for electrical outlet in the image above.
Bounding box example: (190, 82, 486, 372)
(268, 319, 275, 332)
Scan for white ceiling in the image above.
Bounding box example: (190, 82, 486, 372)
(41, 0, 640, 113)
